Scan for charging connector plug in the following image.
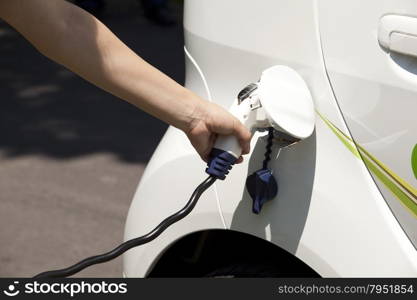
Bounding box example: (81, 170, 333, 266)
(206, 149, 238, 180)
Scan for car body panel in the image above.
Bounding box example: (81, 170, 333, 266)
(318, 0, 417, 248)
(123, 0, 417, 277)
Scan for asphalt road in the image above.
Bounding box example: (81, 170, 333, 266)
(0, 1, 184, 277)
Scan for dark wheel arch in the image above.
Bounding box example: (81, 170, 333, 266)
(148, 229, 320, 278)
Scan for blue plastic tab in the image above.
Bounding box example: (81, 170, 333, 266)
(246, 169, 278, 214)
(206, 148, 238, 180)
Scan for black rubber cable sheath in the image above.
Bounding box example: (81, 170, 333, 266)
(34, 175, 217, 278)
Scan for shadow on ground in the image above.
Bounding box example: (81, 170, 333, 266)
(0, 1, 184, 163)
(0, 0, 184, 277)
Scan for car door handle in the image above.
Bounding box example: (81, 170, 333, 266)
(378, 15, 417, 58)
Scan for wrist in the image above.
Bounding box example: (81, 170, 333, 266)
(176, 90, 207, 134)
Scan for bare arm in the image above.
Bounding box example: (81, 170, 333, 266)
(0, 0, 251, 161)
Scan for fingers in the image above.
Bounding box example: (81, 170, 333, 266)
(186, 102, 252, 164)
(233, 119, 252, 155)
(204, 133, 217, 162)
(187, 124, 212, 162)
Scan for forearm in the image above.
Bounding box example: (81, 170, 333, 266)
(0, 0, 200, 131)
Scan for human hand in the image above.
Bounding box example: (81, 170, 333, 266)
(185, 100, 252, 163)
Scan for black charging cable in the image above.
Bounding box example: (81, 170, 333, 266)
(34, 175, 217, 278)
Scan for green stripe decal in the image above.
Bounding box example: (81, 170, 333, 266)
(412, 144, 417, 180)
(358, 146, 417, 204)
(316, 111, 360, 158)
(317, 112, 417, 218)
(362, 155, 417, 217)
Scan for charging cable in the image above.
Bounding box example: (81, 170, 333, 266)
(34, 175, 217, 278)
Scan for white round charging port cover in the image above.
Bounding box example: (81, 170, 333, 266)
(258, 65, 315, 139)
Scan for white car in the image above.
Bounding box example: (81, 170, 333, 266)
(123, 0, 417, 277)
